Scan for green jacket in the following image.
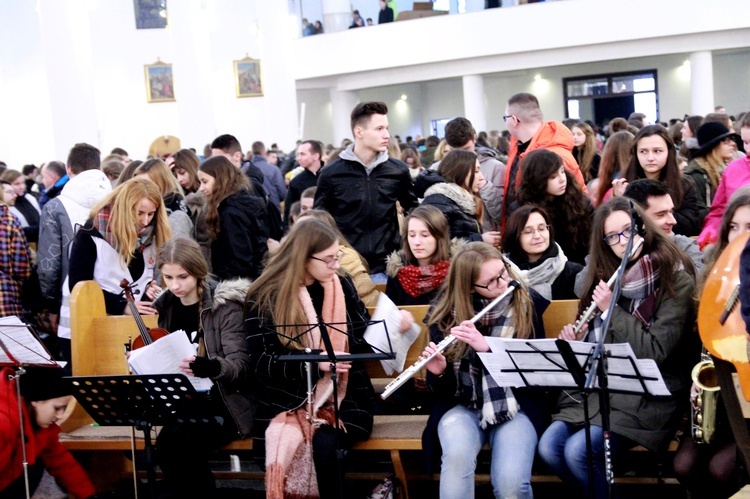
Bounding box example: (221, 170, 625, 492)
(554, 270, 696, 451)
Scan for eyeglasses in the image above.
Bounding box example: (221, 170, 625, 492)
(521, 224, 549, 236)
(310, 249, 345, 268)
(603, 227, 634, 246)
(502, 115, 515, 123)
(474, 267, 509, 290)
(2, 189, 16, 197)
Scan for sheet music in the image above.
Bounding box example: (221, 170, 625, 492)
(479, 338, 670, 396)
(127, 330, 213, 392)
(363, 293, 421, 375)
(0, 316, 58, 366)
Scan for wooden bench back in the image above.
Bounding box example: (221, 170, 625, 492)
(63, 280, 158, 432)
(542, 299, 580, 339)
(363, 304, 430, 379)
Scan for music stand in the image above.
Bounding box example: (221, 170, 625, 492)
(271, 317, 394, 499)
(65, 374, 198, 499)
(0, 316, 62, 499)
(478, 337, 669, 496)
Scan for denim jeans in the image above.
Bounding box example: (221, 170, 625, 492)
(437, 404, 536, 499)
(538, 420, 631, 499)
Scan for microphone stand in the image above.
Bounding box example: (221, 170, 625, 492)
(582, 213, 637, 499)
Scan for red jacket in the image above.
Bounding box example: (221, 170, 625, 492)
(0, 368, 95, 498)
(504, 121, 588, 229)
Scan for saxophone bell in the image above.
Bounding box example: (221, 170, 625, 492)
(691, 359, 720, 444)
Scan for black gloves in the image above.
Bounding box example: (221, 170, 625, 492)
(189, 356, 221, 378)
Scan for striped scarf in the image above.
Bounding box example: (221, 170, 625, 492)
(453, 294, 519, 429)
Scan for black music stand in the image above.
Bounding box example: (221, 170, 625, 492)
(479, 337, 668, 498)
(272, 318, 394, 499)
(65, 374, 198, 499)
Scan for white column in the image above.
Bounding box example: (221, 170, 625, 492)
(322, 0, 351, 34)
(258, 2, 300, 150)
(462, 75, 487, 133)
(330, 89, 358, 146)
(690, 51, 714, 116)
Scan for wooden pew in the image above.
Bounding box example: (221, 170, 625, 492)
(61, 288, 674, 496)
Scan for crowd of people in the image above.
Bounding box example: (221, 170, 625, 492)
(2, 93, 750, 499)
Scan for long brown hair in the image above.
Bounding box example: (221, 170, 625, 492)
(169, 149, 201, 194)
(426, 242, 535, 361)
(89, 178, 172, 265)
(572, 122, 600, 182)
(402, 204, 451, 265)
(198, 156, 251, 239)
(156, 236, 210, 310)
(246, 218, 340, 350)
(438, 149, 483, 222)
(596, 131, 634, 206)
(578, 197, 695, 316)
(624, 125, 684, 207)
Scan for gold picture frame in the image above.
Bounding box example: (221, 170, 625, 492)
(144, 61, 175, 103)
(234, 57, 263, 98)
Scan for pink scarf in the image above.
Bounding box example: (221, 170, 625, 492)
(265, 277, 348, 499)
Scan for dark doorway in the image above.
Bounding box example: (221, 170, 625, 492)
(594, 96, 635, 126)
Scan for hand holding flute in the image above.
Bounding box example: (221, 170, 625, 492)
(422, 321, 489, 375)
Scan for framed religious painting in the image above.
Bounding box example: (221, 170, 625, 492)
(144, 61, 175, 103)
(234, 57, 263, 98)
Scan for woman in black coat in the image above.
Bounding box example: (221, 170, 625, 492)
(421, 149, 501, 246)
(245, 219, 377, 498)
(198, 156, 269, 280)
(502, 205, 583, 301)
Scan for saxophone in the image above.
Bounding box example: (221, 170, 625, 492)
(691, 356, 720, 444)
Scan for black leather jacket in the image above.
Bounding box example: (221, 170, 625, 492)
(314, 154, 418, 273)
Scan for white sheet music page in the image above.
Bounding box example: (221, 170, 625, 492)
(127, 330, 213, 392)
(479, 338, 670, 396)
(363, 293, 421, 375)
(0, 316, 57, 366)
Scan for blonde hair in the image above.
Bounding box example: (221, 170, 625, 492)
(247, 218, 339, 349)
(89, 177, 172, 265)
(134, 159, 184, 198)
(427, 242, 535, 361)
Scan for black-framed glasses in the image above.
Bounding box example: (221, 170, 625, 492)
(310, 249, 345, 268)
(603, 227, 634, 246)
(502, 115, 514, 123)
(521, 224, 550, 236)
(474, 267, 509, 290)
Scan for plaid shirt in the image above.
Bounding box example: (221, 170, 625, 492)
(0, 205, 31, 317)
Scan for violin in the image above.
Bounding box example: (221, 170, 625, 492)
(698, 232, 750, 400)
(120, 279, 169, 349)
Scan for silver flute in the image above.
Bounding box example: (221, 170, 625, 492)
(381, 280, 519, 400)
(573, 237, 644, 334)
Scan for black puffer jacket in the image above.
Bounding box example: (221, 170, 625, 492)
(421, 182, 483, 242)
(314, 148, 418, 273)
(212, 189, 269, 280)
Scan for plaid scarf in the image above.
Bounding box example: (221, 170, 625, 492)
(92, 205, 154, 253)
(396, 260, 450, 298)
(453, 294, 519, 429)
(589, 253, 660, 342)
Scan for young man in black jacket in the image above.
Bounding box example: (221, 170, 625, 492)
(314, 101, 418, 280)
